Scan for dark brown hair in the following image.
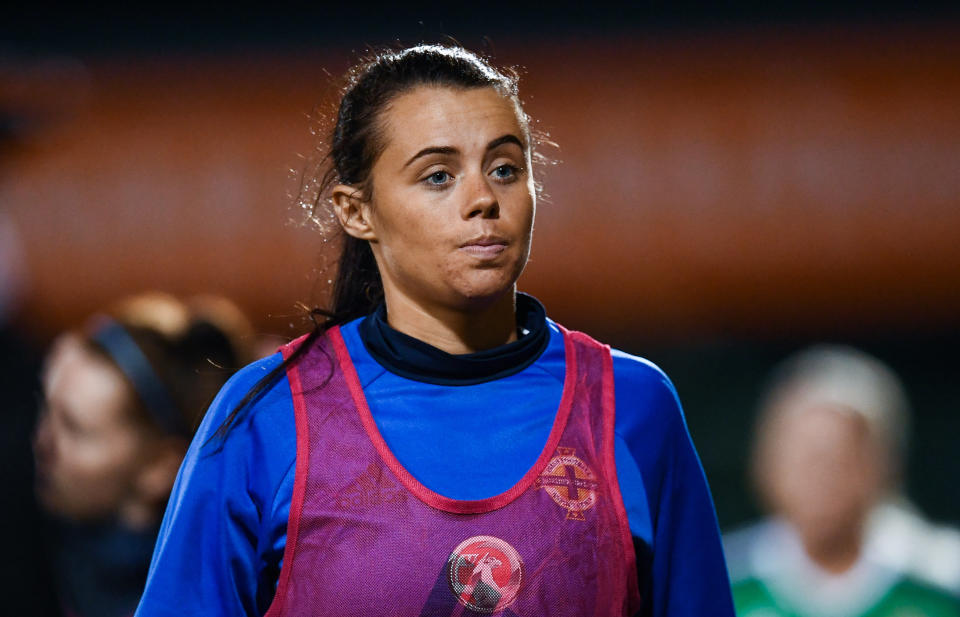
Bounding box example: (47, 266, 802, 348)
(85, 292, 255, 437)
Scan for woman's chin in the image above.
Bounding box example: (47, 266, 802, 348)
(447, 275, 519, 309)
(452, 260, 525, 301)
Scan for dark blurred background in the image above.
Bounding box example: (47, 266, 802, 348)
(3, 1, 958, 533)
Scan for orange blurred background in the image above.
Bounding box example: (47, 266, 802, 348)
(5, 26, 959, 344)
(3, 10, 959, 527)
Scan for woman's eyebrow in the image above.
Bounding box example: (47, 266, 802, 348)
(487, 134, 525, 152)
(403, 134, 525, 169)
(403, 146, 458, 169)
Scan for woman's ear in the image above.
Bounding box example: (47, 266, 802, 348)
(331, 184, 377, 242)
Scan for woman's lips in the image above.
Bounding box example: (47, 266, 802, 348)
(460, 237, 508, 259)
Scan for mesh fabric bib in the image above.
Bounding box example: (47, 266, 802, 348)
(264, 324, 640, 616)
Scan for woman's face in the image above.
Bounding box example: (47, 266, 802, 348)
(33, 335, 148, 521)
(357, 85, 535, 311)
(756, 398, 884, 549)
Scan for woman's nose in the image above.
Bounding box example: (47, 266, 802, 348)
(462, 173, 500, 220)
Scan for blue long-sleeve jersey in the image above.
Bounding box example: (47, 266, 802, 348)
(136, 316, 732, 616)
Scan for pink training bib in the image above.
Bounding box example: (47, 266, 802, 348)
(265, 324, 640, 617)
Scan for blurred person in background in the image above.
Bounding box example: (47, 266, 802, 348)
(33, 292, 255, 617)
(725, 345, 960, 617)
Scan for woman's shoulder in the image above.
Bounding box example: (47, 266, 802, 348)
(547, 320, 681, 419)
(610, 348, 678, 397)
(192, 351, 295, 453)
(607, 346, 686, 442)
(215, 352, 286, 403)
(606, 347, 708, 522)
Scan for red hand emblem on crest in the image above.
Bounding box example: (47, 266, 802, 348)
(536, 447, 600, 520)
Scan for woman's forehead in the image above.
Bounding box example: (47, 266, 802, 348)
(43, 333, 85, 387)
(46, 343, 131, 425)
(380, 86, 528, 155)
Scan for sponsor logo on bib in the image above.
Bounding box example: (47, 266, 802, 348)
(447, 535, 523, 613)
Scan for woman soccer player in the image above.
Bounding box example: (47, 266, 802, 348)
(135, 45, 733, 617)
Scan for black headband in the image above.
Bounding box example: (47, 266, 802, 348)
(88, 316, 188, 437)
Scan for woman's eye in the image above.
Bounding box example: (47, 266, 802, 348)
(425, 170, 451, 186)
(492, 164, 518, 181)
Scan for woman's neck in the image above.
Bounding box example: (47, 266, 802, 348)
(118, 497, 162, 532)
(381, 288, 518, 354)
(798, 520, 865, 575)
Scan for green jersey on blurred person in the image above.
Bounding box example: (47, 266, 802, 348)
(725, 345, 960, 617)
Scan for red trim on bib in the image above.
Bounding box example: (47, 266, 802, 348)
(594, 331, 643, 609)
(329, 324, 578, 515)
(264, 333, 311, 617)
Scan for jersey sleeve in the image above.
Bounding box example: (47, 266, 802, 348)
(612, 350, 735, 617)
(135, 354, 296, 617)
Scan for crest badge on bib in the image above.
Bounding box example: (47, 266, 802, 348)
(536, 447, 600, 520)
